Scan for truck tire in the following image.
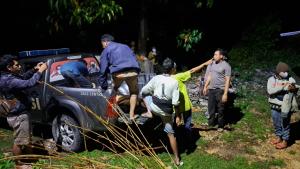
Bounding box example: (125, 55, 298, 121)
(52, 114, 83, 152)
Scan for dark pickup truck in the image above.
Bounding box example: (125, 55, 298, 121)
(2, 49, 154, 152)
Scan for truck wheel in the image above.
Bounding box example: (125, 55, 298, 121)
(52, 114, 83, 152)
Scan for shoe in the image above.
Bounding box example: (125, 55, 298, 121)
(270, 137, 282, 145)
(275, 141, 288, 149)
(175, 161, 184, 166)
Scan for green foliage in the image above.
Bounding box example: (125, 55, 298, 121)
(0, 155, 14, 169)
(230, 45, 300, 71)
(241, 14, 281, 50)
(229, 14, 300, 70)
(177, 29, 202, 52)
(47, 0, 123, 32)
(194, 0, 214, 8)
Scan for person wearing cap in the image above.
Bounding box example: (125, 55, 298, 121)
(267, 62, 298, 149)
(99, 34, 140, 121)
(203, 48, 231, 132)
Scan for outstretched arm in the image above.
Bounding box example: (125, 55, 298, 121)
(189, 59, 213, 74)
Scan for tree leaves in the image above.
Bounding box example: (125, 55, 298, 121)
(48, 0, 123, 32)
(194, 0, 214, 8)
(177, 29, 202, 52)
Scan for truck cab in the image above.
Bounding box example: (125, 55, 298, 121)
(15, 48, 155, 152)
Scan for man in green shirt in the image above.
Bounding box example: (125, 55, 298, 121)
(171, 59, 212, 152)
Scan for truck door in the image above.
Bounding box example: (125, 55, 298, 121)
(21, 61, 46, 123)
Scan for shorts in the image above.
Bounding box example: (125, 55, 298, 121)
(7, 113, 31, 145)
(144, 96, 175, 134)
(164, 123, 175, 134)
(113, 71, 138, 95)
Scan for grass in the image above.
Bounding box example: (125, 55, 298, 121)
(221, 89, 272, 142)
(173, 151, 283, 169)
(0, 129, 13, 153)
(0, 129, 14, 169)
(32, 150, 145, 168)
(26, 147, 284, 169)
(192, 111, 208, 125)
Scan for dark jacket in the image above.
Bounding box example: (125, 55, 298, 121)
(60, 61, 89, 76)
(0, 70, 42, 115)
(99, 42, 140, 89)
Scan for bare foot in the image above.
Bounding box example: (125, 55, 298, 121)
(270, 137, 282, 145)
(141, 112, 153, 118)
(129, 114, 139, 121)
(276, 140, 288, 149)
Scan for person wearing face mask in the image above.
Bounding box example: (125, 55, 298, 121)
(267, 62, 299, 149)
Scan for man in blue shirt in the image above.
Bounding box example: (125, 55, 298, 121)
(99, 34, 140, 121)
(0, 54, 47, 168)
(60, 59, 92, 88)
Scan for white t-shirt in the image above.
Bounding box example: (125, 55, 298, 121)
(141, 74, 179, 114)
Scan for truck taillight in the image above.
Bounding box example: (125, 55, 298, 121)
(105, 96, 118, 119)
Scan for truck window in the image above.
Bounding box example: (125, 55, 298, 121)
(49, 57, 100, 84)
(85, 57, 100, 74)
(49, 60, 70, 83)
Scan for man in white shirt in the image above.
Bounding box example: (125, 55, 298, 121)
(141, 58, 182, 166)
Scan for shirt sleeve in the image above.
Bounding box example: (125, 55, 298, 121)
(172, 82, 180, 106)
(22, 69, 36, 79)
(204, 65, 211, 80)
(225, 63, 231, 77)
(8, 72, 42, 89)
(174, 71, 191, 82)
(141, 77, 155, 97)
(99, 49, 109, 89)
(267, 76, 285, 95)
(289, 77, 296, 84)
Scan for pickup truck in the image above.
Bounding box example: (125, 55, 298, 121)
(5, 48, 154, 152)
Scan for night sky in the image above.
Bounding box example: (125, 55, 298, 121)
(0, 0, 299, 67)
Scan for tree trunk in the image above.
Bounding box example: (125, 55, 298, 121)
(138, 0, 148, 53)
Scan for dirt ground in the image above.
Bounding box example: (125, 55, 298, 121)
(196, 113, 300, 169)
